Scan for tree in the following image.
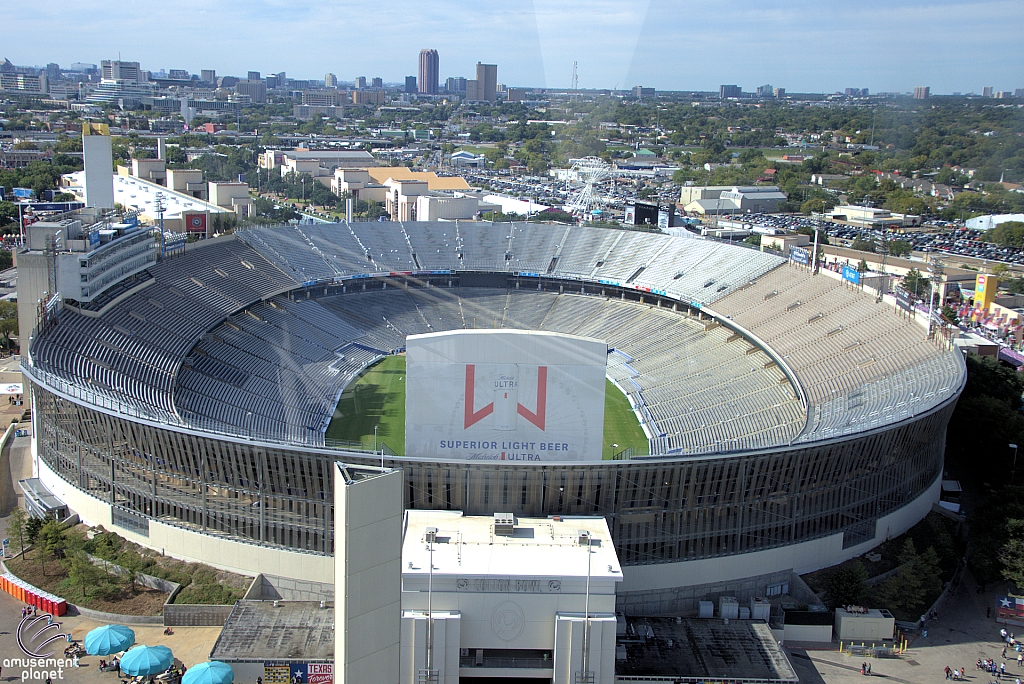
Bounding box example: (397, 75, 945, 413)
(1000, 519, 1024, 591)
(744, 233, 762, 247)
(941, 305, 960, 325)
(0, 301, 17, 350)
(25, 516, 42, 545)
(901, 269, 931, 299)
(850, 236, 876, 252)
(117, 549, 145, 592)
(65, 550, 102, 599)
(876, 539, 927, 616)
(796, 226, 830, 245)
(822, 561, 869, 609)
(40, 519, 67, 560)
(7, 506, 27, 557)
(984, 222, 1024, 248)
(672, 168, 700, 184)
(885, 240, 913, 258)
(800, 197, 836, 215)
(992, 263, 1010, 276)
(857, 259, 870, 273)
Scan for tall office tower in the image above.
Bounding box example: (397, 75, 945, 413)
(371, 77, 382, 88)
(418, 49, 439, 95)
(236, 79, 267, 103)
(405, 76, 417, 94)
(475, 62, 497, 102)
(445, 76, 466, 93)
(355, 76, 367, 89)
(201, 69, 216, 84)
(465, 79, 479, 101)
(774, 87, 786, 99)
(755, 84, 773, 98)
(913, 86, 930, 100)
(719, 84, 741, 98)
(45, 63, 60, 82)
(100, 60, 140, 83)
(82, 123, 114, 209)
(983, 86, 994, 97)
(265, 74, 279, 89)
(325, 73, 338, 88)
(248, 71, 261, 82)
(1016, 89, 1024, 98)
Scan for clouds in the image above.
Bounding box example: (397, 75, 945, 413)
(5, 0, 1022, 92)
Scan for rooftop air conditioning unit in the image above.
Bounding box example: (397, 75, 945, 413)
(494, 512, 515, 536)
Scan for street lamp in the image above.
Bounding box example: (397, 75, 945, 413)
(576, 530, 595, 684)
(1012, 443, 1018, 483)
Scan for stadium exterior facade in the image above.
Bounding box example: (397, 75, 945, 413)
(21, 222, 965, 614)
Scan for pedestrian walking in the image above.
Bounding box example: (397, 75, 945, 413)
(1004, 647, 1008, 659)
(947, 666, 953, 679)
(867, 663, 872, 675)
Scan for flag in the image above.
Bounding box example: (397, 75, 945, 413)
(997, 596, 1024, 620)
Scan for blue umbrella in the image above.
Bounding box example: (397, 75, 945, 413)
(119, 645, 174, 676)
(182, 661, 234, 684)
(84, 624, 135, 656)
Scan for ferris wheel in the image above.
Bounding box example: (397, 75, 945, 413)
(565, 156, 612, 218)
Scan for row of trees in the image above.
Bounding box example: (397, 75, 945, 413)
(822, 513, 960, 620)
(6, 510, 246, 605)
(7, 508, 142, 600)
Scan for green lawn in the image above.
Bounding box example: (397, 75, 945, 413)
(326, 355, 407, 455)
(326, 358, 648, 459)
(602, 379, 649, 459)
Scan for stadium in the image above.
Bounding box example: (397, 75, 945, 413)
(22, 221, 965, 614)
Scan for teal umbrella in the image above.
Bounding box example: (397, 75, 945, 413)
(182, 661, 234, 684)
(84, 624, 135, 656)
(119, 645, 174, 676)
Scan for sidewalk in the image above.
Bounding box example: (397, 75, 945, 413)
(802, 569, 1018, 684)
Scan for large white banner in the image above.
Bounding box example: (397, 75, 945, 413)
(406, 330, 606, 462)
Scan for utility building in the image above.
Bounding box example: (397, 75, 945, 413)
(401, 511, 621, 684)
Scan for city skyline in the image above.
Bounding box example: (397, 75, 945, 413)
(4, 0, 1022, 93)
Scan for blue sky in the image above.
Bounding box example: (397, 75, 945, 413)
(7, 0, 1023, 93)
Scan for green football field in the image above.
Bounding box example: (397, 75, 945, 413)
(326, 356, 649, 459)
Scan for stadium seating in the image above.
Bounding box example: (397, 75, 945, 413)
(29, 223, 964, 456)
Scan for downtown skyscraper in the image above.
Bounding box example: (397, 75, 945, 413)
(418, 49, 438, 95)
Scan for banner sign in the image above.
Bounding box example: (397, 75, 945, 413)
(842, 265, 861, 285)
(790, 246, 810, 265)
(406, 330, 606, 462)
(895, 288, 914, 312)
